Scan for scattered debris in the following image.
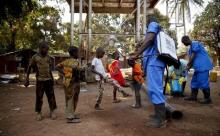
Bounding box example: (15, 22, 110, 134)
(0, 74, 19, 84)
(11, 108, 20, 111)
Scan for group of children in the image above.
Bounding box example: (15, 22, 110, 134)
(24, 33, 213, 128)
(24, 42, 136, 123)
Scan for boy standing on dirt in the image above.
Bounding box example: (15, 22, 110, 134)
(91, 47, 128, 110)
(25, 41, 57, 121)
(56, 46, 81, 123)
(127, 57, 144, 108)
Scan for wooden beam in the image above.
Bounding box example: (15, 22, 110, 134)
(70, 0, 74, 46)
(119, 0, 123, 8)
(65, 0, 159, 13)
(102, 0, 105, 7)
(78, 32, 145, 36)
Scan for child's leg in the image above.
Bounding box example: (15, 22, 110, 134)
(181, 81, 186, 96)
(112, 86, 121, 103)
(65, 93, 81, 123)
(95, 81, 104, 110)
(35, 80, 45, 121)
(109, 78, 131, 97)
(96, 89, 103, 105)
(44, 80, 57, 119)
(45, 80, 57, 111)
(64, 85, 74, 119)
(35, 80, 45, 113)
(64, 84, 80, 123)
(131, 82, 142, 108)
(109, 78, 123, 90)
(113, 87, 117, 100)
(134, 87, 141, 106)
(73, 83, 80, 112)
(66, 96, 74, 118)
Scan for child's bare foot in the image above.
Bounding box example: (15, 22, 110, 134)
(95, 104, 104, 110)
(113, 99, 121, 103)
(36, 112, 43, 121)
(123, 93, 132, 98)
(50, 110, 57, 120)
(119, 90, 132, 97)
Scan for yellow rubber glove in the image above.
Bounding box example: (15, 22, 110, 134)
(179, 77, 185, 84)
(171, 72, 176, 79)
(166, 83, 171, 94)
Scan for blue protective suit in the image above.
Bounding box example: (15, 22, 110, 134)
(188, 41, 213, 89)
(142, 22, 166, 104)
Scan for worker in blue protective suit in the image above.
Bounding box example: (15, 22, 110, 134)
(131, 16, 166, 128)
(181, 36, 213, 104)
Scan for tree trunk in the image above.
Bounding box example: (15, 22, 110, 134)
(218, 48, 220, 66)
(8, 21, 17, 52)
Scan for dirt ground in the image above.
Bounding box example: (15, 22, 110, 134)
(0, 76, 220, 136)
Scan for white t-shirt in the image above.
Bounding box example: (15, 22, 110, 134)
(92, 57, 108, 81)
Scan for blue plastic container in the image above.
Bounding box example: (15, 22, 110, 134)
(171, 80, 182, 92)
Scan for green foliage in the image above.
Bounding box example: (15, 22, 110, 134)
(0, 1, 70, 54)
(0, 0, 176, 56)
(90, 9, 177, 55)
(190, 0, 220, 65)
(163, 0, 204, 21)
(0, 0, 38, 52)
(0, 0, 37, 24)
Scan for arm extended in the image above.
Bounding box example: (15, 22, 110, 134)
(24, 62, 34, 87)
(55, 65, 64, 76)
(187, 52, 196, 70)
(135, 32, 156, 57)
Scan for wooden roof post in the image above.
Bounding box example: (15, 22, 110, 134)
(136, 0, 141, 42)
(143, 0, 147, 35)
(70, 0, 74, 46)
(79, 0, 83, 48)
(87, 0, 92, 63)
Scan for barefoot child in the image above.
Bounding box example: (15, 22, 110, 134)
(109, 51, 131, 102)
(91, 47, 127, 110)
(25, 41, 57, 121)
(127, 57, 144, 108)
(56, 46, 81, 123)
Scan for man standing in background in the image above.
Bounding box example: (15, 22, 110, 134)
(182, 36, 213, 104)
